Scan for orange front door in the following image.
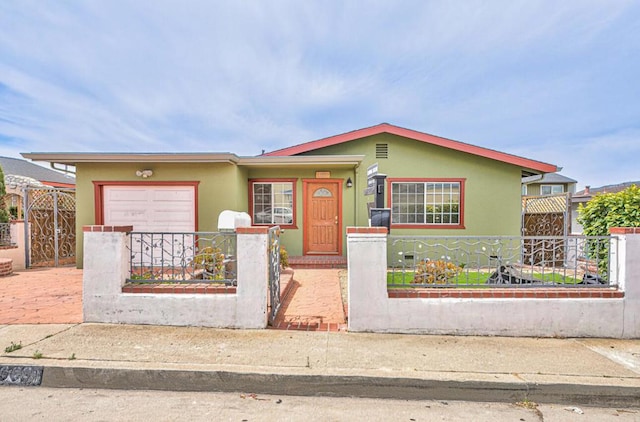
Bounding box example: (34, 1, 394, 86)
(303, 180, 342, 255)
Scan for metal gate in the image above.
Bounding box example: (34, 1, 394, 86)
(23, 187, 76, 267)
(521, 193, 570, 265)
(268, 226, 282, 324)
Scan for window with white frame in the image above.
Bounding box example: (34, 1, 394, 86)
(540, 184, 564, 195)
(390, 180, 463, 226)
(250, 180, 295, 226)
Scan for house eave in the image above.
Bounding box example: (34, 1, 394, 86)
(237, 155, 365, 168)
(21, 152, 240, 165)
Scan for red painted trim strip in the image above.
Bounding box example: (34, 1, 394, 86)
(40, 181, 75, 188)
(236, 226, 269, 234)
(83, 225, 133, 232)
(346, 227, 388, 234)
(387, 288, 624, 299)
(264, 123, 557, 173)
(610, 227, 640, 234)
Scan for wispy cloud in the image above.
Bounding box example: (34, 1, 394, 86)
(0, 0, 638, 187)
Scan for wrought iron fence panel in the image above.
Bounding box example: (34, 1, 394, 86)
(128, 232, 237, 284)
(23, 187, 76, 267)
(0, 223, 12, 246)
(268, 226, 281, 324)
(387, 235, 615, 288)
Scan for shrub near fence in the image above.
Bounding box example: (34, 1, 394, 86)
(128, 232, 237, 285)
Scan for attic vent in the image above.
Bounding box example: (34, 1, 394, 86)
(376, 143, 388, 159)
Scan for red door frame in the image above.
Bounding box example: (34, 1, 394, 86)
(302, 179, 343, 255)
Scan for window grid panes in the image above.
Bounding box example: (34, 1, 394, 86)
(391, 182, 460, 225)
(252, 182, 294, 225)
(540, 185, 564, 195)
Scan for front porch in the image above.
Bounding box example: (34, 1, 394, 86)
(288, 255, 347, 269)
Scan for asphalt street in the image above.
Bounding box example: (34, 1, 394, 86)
(0, 387, 638, 422)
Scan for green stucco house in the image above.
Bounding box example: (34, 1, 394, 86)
(23, 123, 557, 266)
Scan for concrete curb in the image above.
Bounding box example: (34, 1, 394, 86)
(38, 366, 640, 407)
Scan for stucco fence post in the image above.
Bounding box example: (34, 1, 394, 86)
(611, 228, 640, 338)
(83, 225, 268, 328)
(347, 227, 640, 338)
(346, 227, 390, 332)
(0, 221, 27, 270)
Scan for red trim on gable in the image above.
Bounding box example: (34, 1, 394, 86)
(264, 123, 557, 173)
(41, 181, 75, 188)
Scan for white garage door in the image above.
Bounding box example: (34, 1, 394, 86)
(103, 185, 196, 232)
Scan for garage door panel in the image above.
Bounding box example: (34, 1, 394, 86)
(152, 189, 193, 201)
(106, 208, 149, 224)
(107, 189, 151, 202)
(103, 185, 195, 232)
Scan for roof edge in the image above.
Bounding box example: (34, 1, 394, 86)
(237, 155, 365, 166)
(264, 123, 558, 173)
(21, 152, 240, 164)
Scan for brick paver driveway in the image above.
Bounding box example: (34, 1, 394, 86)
(0, 267, 82, 324)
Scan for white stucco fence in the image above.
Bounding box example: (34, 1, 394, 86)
(347, 227, 640, 338)
(0, 221, 27, 270)
(83, 226, 269, 329)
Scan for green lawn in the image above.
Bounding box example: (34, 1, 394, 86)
(387, 270, 581, 287)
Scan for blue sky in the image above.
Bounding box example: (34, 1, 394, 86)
(1, 1, 639, 189)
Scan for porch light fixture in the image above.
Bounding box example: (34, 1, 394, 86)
(346, 177, 353, 188)
(135, 169, 153, 178)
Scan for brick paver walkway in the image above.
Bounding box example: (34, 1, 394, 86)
(272, 269, 347, 331)
(0, 267, 83, 324)
(0, 266, 346, 330)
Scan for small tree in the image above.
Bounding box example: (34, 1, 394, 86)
(578, 185, 640, 235)
(0, 165, 10, 223)
(578, 185, 640, 276)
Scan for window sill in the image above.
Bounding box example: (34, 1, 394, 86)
(391, 224, 465, 230)
(253, 223, 298, 230)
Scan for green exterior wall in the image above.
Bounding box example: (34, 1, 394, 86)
(523, 183, 571, 197)
(73, 132, 527, 267)
(75, 162, 246, 267)
(300, 133, 523, 236)
(246, 166, 355, 257)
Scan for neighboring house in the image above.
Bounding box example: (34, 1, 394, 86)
(521, 173, 577, 196)
(22, 123, 557, 266)
(570, 181, 640, 234)
(0, 156, 75, 220)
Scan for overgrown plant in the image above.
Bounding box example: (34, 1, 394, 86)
(0, 164, 9, 223)
(4, 341, 22, 353)
(279, 246, 289, 269)
(578, 185, 640, 276)
(192, 246, 225, 280)
(412, 259, 463, 285)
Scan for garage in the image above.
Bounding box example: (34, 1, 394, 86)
(102, 185, 196, 232)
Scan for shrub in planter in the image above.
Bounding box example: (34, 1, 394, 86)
(192, 246, 225, 280)
(412, 259, 462, 285)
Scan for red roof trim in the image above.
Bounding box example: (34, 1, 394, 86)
(264, 123, 557, 173)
